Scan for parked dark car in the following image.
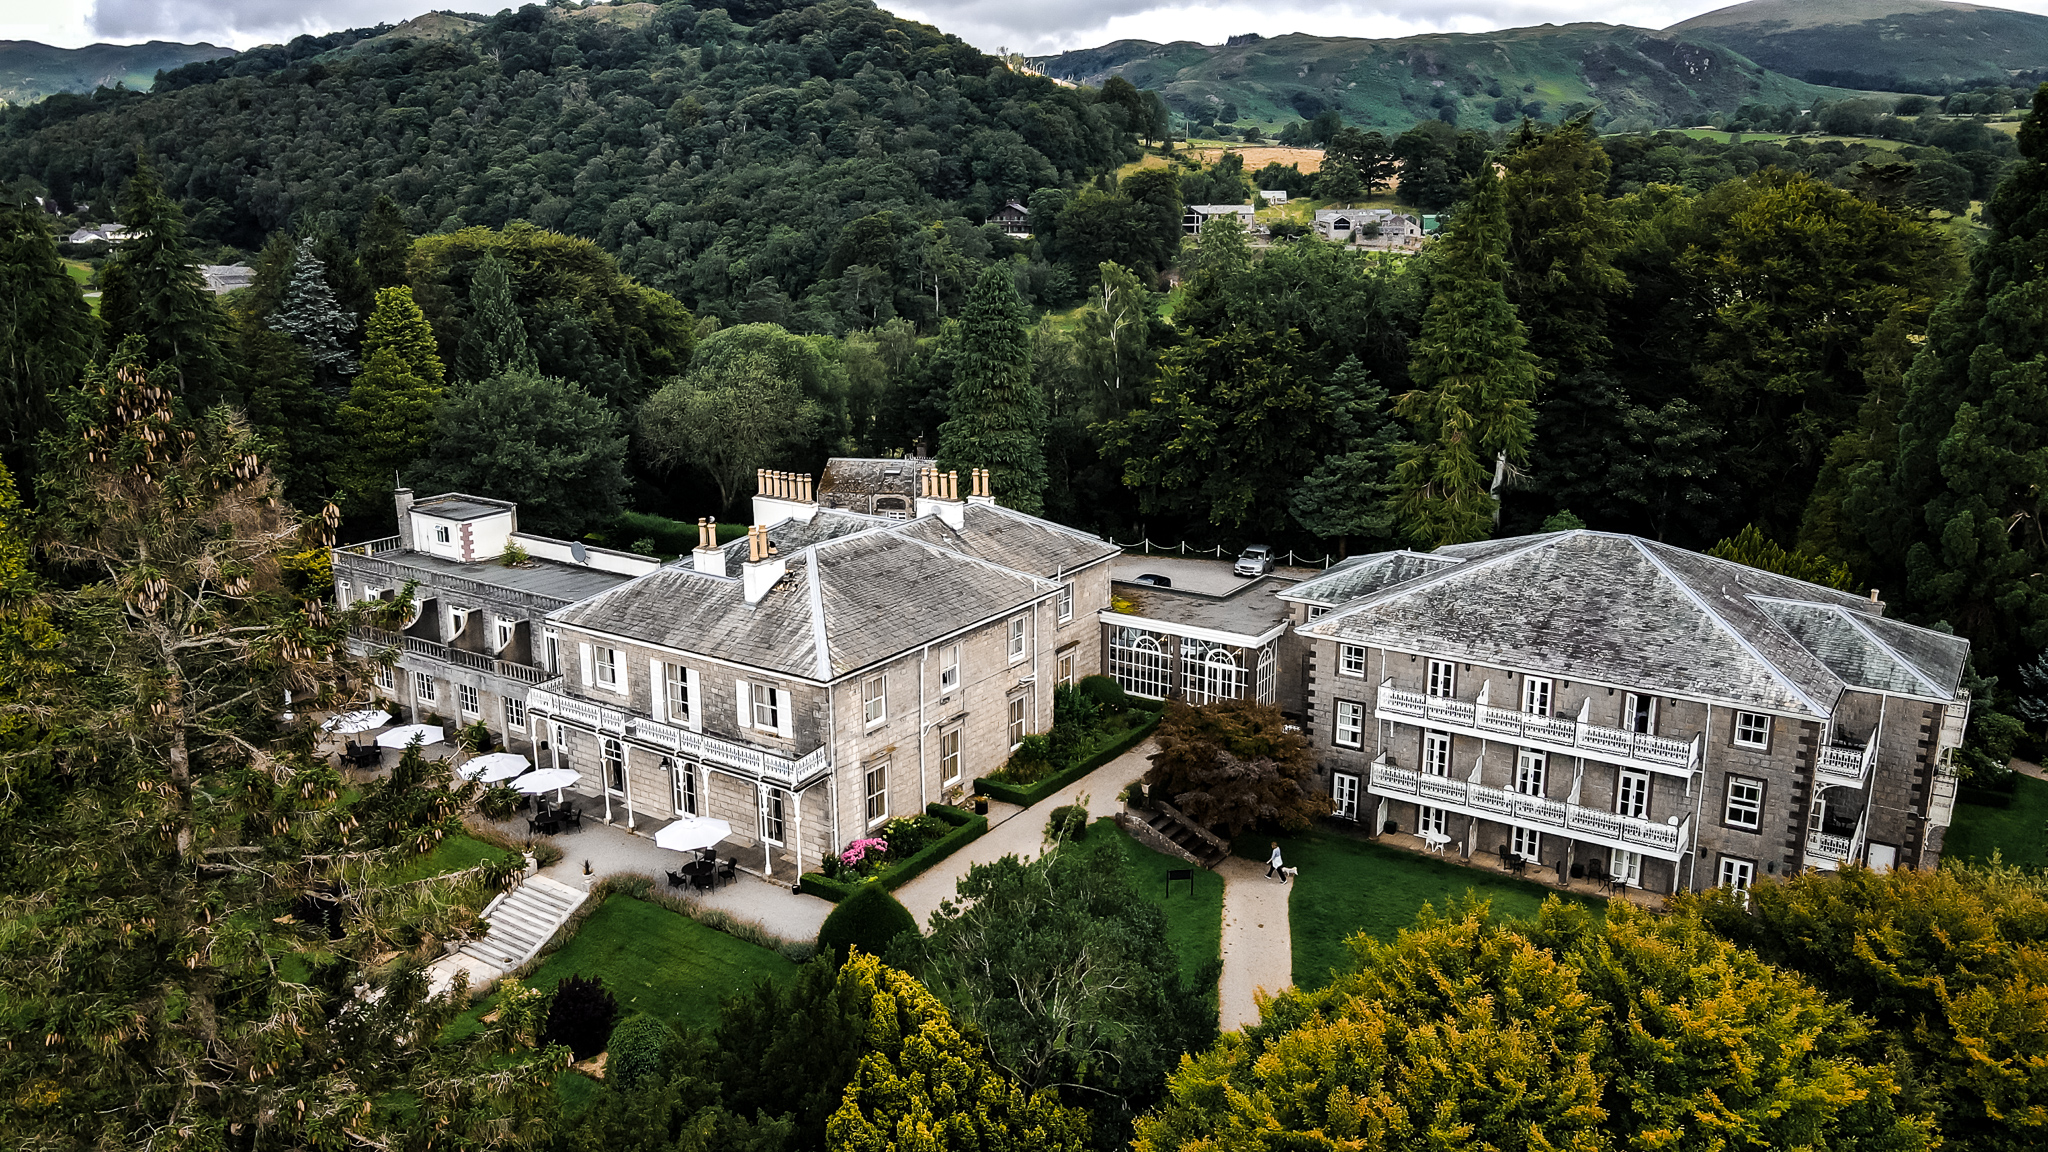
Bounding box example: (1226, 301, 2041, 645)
(1133, 573, 1172, 588)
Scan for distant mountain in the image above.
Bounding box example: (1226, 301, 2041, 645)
(0, 40, 234, 105)
(1031, 24, 1856, 132)
(1668, 0, 2048, 93)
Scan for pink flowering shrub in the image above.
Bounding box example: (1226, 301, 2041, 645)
(839, 837, 889, 872)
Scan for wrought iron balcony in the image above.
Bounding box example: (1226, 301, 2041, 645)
(1365, 757, 1691, 861)
(524, 686, 831, 787)
(1374, 680, 1704, 776)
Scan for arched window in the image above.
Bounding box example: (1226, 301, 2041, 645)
(1110, 627, 1169, 699)
(1256, 644, 1277, 704)
(1182, 643, 1242, 706)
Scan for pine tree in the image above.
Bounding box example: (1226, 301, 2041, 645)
(1390, 164, 1541, 547)
(356, 194, 412, 290)
(1844, 84, 2048, 671)
(938, 264, 1048, 513)
(1500, 113, 1627, 374)
(269, 237, 358, 389)
(95, 155, 232, 406)
(1288, 356, 1404, 550)
(0, 184, 97, 486)
(362, 284, 444, 387)
(453, 252, 536, 382)
(335, 287, 445, 517)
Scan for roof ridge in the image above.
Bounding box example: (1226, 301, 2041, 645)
(805, 550, 831, 680)
(965, 502, 1121, 550)
(1829, 603, 1947, 698)
(1628, 538, 1835, 717)
(1303, 533, 1564, 631)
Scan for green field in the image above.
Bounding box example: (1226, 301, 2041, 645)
(1247, 829, 1589, 989)
(377, 833, 515, 886)
(1074, 817, 1225, 989)
(1941, 773, 2048, 872)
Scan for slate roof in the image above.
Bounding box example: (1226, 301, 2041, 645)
(1282, 550, 1464, 607)
(1299, 531, 1969, 716)
(348, 550, 631, 605)
(894, 504, 1120, 579)
(551, 527, 1056, 680)
(816, 457, 933, 503)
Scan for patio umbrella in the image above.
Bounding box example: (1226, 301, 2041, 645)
(321, 709, 391, 735)
(458, 752, 531, 783)
(514, 768, 580, 803)
(375, 723, 445, 750)
(654, 817, 732, 854)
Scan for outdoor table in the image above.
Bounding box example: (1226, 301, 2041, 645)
(1421, 831, 1450, 854)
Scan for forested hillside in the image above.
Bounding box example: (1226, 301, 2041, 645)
(0, 39, 232, 106)
(0, 0, 1138, 323)
(1672, 0, 2048, 93)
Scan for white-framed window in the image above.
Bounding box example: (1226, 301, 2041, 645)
(504, 695, 526, 730)
(603, 737, 625, 794)
(1340, 644, 1367, 677)
(1427, 659, 1456, 698)
(1511, 826, 1542, 861)
(545, 629, 559, 673)
(1008, 696, 1027, 748)
(1717, 855, 1756, 893)
(1515, 749, 1546, 796)
(1624, 693, 1656, 735)
(1418, 805, 1447, 837)
(594, 646, 619, 688)
(1423, 731, 1452, 776)
(1257, 645, 1277, 704)
(1058, 582, 1074, 622)
(940, 643, 960, 693)
(941, 728, 961, 785)
(414, 671, 437, 703)
(863, 674, 886, 727)
(1522, 676, 1552, 717)
(434, 524, 451, 544)
(762, 786, 786, 845)
(1611, 848, 1643, 886)
(1007, 615, 1027, 661)
(1734, 711, 1771, 750)
(1308, 606, 1328, 620)
(753, 684, 782, 731)
(457, 683, 479, 717)
(1109, 627, 1170, 699)
(1724, 775, 1765, 830)
(377, 665, 394, 691)
(737, 681, 791, 738)
(1332, 773, 1359, 820)
(1183, 644, 1243, 707)
(495, 616, 515, 651)
(865, 761, 889, 825)
(665, 663, 694, 725)
(1616, 769, 1650, 820)
(1334, 700, 1364, 748)
(674, 761, 697, 816)
(1058, 650, 1076, 687)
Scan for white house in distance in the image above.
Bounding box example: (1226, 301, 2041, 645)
(1314, 208, 1423, 248)
(1258, 189, 1288, 205)
(1184, 203, 1258, 234)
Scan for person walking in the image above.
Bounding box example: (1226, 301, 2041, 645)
(1266, 841, 1286, 881)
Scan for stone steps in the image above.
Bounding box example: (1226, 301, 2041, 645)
(1144, 807, 1228, 868)
(454, 874, 587, 974)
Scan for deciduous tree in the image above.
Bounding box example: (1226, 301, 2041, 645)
(639, 352, 825, 516)
(1145, 698, 1328, 835)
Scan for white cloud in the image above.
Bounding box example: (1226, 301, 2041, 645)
(84, 0, 432, 47)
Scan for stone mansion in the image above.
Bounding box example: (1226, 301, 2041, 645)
(333, 472, 1969, 895)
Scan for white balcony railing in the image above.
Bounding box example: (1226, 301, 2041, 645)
(349, 627, 556, 686)
(1376, 680, 1703, 775)
(1815, 741, 1876, 790)
(524, 686, 831, 787)
(1365, 758, 1691, 860)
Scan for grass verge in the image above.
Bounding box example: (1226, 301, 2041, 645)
(1941, 772, 2048, 871)
(1243, 827, 1590, 990)
(1073, 817, 1224, 991)
(377, 833, 516, 886)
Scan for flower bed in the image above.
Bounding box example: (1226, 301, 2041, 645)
(797, 802, 987, 903)
(975, 702, 1163, 808)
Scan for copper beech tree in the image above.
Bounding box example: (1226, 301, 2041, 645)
(1143, 698, 1329, 836)
(0, 341, 560, 1150)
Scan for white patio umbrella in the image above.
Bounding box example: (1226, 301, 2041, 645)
(654, 817, 732, 854)
(458, 752, 531, 783)
(375, 723, 445, 750)
(321, 709, 391, 735)
(514, 768, 580, 803)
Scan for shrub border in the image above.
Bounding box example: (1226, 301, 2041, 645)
(798, 802, 988, 903)
(974, 704, 1164, 808)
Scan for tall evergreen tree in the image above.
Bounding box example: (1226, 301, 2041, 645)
(1845, 84, 2048, 671)
(1390, 164, 1541, 546)
(95, 155, 231, 406)
(335, 287, 445, 518)
(453, 252, 536, 382)
(1288, 356, 1405, 551)
(938, 264, 1048, 513)
(0, 184, 97, 487)
(356, 194, 412, 290)
(1500, 114, 1627, 374)
(268, 237, 357, 390)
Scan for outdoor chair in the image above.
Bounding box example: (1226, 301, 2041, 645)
(691, 869, 715, 891)
(526, 814, 559, 836)
(1585, 858, 1608, 887)
(717, 857, 738, 887)
(666, 869, 687, 889)
(557, 806, 582, 830)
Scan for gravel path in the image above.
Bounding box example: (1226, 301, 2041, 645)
(1216, 854, 1294, 1030)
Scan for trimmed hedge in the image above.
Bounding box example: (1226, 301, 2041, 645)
(798, 802, 988, 903)
(975, 705, 1164, 808)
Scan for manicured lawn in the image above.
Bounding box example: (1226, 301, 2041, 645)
(1942, 773, 2048, 871)
(378, 833, 515, 885)
(1245, 829, 1589, 990)
(1074, 818, 1225, 989)
(513, 895, 795, 1033)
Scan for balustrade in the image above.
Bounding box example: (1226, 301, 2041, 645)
(1376, 681, 1702, 774)
(1365, 759, 1689, 859)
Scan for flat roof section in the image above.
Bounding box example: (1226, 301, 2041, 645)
(1111, 553, 1319, 597)
(356, 550, 634, 604)
(414, 496, 512, 522)
(1111, 555, 1300, 642)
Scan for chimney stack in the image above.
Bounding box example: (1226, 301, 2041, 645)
(394, 488, 415, 551)
(967, 468, 996, 506)
(752, 468, 817, 528)
(742, 523, 787, 604)
(916, 467, 967, 528)
(692, 517, 725, 575)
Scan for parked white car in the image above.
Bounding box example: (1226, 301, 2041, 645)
(1234, 544, 1274, 576)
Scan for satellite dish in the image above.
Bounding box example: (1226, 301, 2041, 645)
(570, 541, 588, 564)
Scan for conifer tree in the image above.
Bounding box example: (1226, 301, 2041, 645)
(356, 194, 412, 290)
(453, 252, 536, 382)
(336, 287, 445, 517)
(1288, 356, 1404, 550)
(0, 184, 97, 486)
(1500, 114, 1627, 374)
(1845, 84, 2048, 670)
(96, 155, 232, 406)
(268, 237, 357, 390)
(1390, 164, 1541, 547)
(938, 264, 1047, 513)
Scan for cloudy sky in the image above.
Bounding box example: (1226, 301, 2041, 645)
(11, 0, 2048, 57)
